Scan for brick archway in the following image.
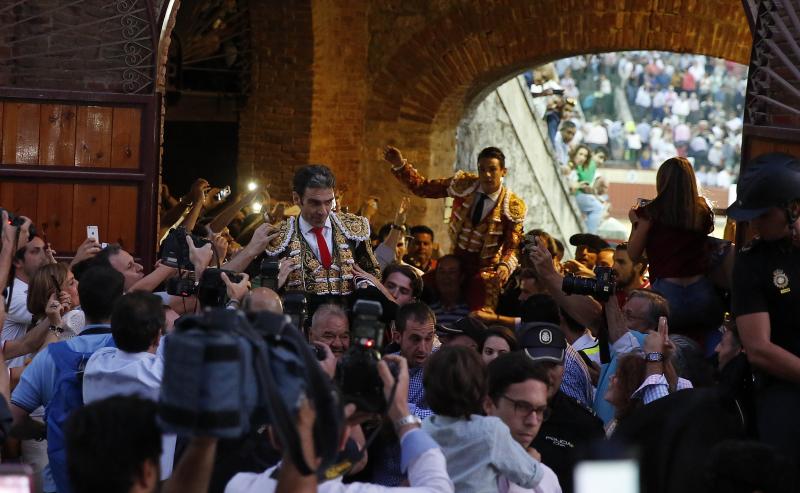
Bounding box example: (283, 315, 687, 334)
(360, 0, 751, 229)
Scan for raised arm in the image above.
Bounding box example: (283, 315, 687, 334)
(384, 146, 453, 199)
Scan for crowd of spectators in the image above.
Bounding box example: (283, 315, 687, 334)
(530, 52, 747, 234)
(0, 143, 797, 493)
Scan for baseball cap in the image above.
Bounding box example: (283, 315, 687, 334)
(727, 153, 800, 221)
(518, 322, 566, 364)
(569, 233, 610, 253)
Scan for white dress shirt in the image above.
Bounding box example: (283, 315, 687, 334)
(226, 429, 454, 493)
(3, 277, 32, 368)
(298, 215, 334, 263)
(472, 186, 502, 223)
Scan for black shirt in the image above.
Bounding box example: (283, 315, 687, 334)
(732, 238, 800, 358)
(532, 391, 605, 493)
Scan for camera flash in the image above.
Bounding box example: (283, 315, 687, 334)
(247, 181, 257, 191)
(251, 201, 263, 213)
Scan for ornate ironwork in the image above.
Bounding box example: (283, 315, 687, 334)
(744, 0, 800, 129)
(0, 0, 157, 94)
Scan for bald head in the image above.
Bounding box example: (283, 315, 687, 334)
(244, 288, 283, 314)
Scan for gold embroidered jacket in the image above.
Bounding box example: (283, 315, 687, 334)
(392, 162, 526, 272)
(264, 212, 381, 296)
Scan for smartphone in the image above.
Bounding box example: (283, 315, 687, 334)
(635, 198, 651, 208)
(215, 186, 231, 202)
(87, 225, 99, 242)
(574, 460, 639, 493)
(0, 464, 34, 493)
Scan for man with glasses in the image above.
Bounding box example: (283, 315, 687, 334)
(517, 324, 605, 493)
(307, 303, 350, 361)
(485, 351, 558, 492)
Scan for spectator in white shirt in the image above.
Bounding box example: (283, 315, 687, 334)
(3, 235, 51, 368)
(83, 291, 173, 479)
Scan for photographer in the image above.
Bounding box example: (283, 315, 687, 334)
(2, 212, 53, 369)
(226, 354, 454, 493)
(526, 237, 604, 334)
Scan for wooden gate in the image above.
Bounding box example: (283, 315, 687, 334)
(0, 0, 168, 267)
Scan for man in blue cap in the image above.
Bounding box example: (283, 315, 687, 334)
(727, 152, 800, 466)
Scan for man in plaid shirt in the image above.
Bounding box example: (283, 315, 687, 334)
(370, 302, 436, 486)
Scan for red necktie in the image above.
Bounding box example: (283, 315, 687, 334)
(312, 226, 332, 269)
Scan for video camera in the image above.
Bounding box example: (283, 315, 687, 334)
(159, 226, 211, 270)
(562, 265, 616, 302)
(158, 308, 343, 476)
(0, 208, 37, 238)
(335, 299, 392, 414)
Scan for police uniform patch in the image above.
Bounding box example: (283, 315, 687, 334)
(773, 269, 791, 294)
(539, 329, 552, 345)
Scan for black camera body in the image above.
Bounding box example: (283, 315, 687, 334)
(283, 291, 308, 331)
(197, 268, 243, 307)
(166, 276, 196, 297)
(159, 226, 211, 270)
(336, 299, 389, 414)
(562, 265, 616, 302)
(259, 258, 280, 291)
(0, 208, 37, 238)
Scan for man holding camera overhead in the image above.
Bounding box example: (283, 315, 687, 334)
(262, 165, 382, 302)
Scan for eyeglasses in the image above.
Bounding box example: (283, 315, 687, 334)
(500, 395, 551, 421)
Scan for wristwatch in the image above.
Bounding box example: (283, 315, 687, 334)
(645, 352, 664, 362)
(393, 414, 422, 431)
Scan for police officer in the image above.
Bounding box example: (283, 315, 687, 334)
(727, 152, 800, 466)
(519, 323, 605, 492)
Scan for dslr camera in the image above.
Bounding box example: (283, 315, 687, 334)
(0, 208, 37, 237)
(335, 299, 391, 414)
(159, 226, 211, 270)
(562, 265, 616, 302)
(166, 268, 243, 307)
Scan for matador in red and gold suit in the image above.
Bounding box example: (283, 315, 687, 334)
(384, 146, 526, 310)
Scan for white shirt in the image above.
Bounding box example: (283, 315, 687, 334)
(572, 333, 601, 365)
(298, 215, 334, 263)
(472, 186, 502, 223)
(226, 443, 453, 493)
(83, 346, 175, 480)
(498, 464, 562, 493)
(3, 277, 31, 368)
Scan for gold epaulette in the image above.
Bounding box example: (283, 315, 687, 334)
(503, 190, 527, 224)
(330, 212, 370, 242)
(264, 217, 295, 256)
(447, 171, 480, 197)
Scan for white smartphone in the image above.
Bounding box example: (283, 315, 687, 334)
(0, 464, 34, 493)
(574, 460, 639, 493)
(86, 225, 99, 242)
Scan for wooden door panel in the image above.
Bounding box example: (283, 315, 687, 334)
(71, 184, 110, 250)
(0, 181, 39, 218)
(111, 107, 142, 169)
(37, 183, 74, 253)
(107, 185, 138, 253)
(39, 104, 77, 166)
(2, 103, 40, 164)
(75, 106, 112, 167)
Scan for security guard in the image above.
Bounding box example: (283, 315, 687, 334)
(727, 152, 800, 466)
